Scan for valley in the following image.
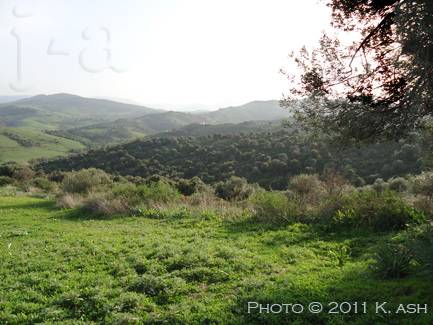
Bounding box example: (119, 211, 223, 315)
(0, 94, 285, 161)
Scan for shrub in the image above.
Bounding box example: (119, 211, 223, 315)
(186, 191, 220, 207)
(332, 190, 425, 231)
(372, 244, 412, 279)
(113, 181, 180, 207)
(0, 185, 18, 197)
(47, 171, 66, 183)
(146, 181, 181, 203)
(62, 169, 112, 194)
(372, 178, 387, 193)
(251, 191, 301, 224)
(0, 162, 34, 181)
(329, 244, 350, 267)
(388, 177, 408, 192)
(413, 196, 433, 217)
(288, 174, 324, 206)
(412, 172, 433, 199)
(81, 192, 129, 216)
(0, 162, 18, 177)
(33, 177, 56, 192)
(321, 172, 349, 196)
(0, 176, 14, 187)
(215, 176, 255, 201)
(176, 177, 207, 196)
(56, 193, 83, 209)
(112, 183, 144, 206)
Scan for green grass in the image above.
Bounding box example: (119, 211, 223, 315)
(0, 128, 85, 163)
(0, 196, 432, 324)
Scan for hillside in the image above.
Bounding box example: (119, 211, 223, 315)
(156, 120, 284, 138)
(0, 94, 162, 162)
(38, 130, 423, 189)
(0, 127, 85, 163)
(47, 111, 208, 146)
(0, 96, 286, 160)
(202, 100, 287, 124)
(48, 100, 287, 146)
(0, 93, 161, 129)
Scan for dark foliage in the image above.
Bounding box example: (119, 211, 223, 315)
(37, 130, 424, 190)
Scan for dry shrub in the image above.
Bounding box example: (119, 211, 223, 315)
(413, 196, 433, 217)
(81, 193, 129, 216)
(62, 168, 112, 194)
(412, 172, 433, 199)
(288, 174, 325, 208)
(56, 193, 83, 209)
(214, 176, 255, 201)
(186, 191, 224, 207)
(321, 172, 352, 196)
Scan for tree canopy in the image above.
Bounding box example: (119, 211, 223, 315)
(283, 0, 433, 141)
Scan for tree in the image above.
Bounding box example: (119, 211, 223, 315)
(283, 0, 433, 141)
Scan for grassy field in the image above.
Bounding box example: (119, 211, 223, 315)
(0, 196, 432, 324)
(0, 128, 85, 163)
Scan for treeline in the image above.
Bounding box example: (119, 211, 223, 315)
(36, 129, 426, 190)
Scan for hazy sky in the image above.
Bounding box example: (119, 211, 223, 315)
(0, 0, 330, 110)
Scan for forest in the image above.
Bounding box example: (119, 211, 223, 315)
(37, 127, 427, 190)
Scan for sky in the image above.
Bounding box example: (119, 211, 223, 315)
(0, 0, 331, 111)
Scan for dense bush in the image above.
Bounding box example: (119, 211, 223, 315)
(288, 174, 324, 206)
(113, 181, 180, 207)
(32, 177, 56, 192)
(251, 191, 301, 224)
(0, 176, 14, 187)
(215, 176, 255, 201)
(81, 192, 129, 216)
(0, 162, 17, 178)
(38, 129, 425, 190)
(372, 178, 387, 193)
(176, 177, 207, 196)
(62, 168, 112, 194)
(0, 162, 35, 182)
(412, 171, 433, 199)
(332, 190, 425, 231)
(12, 166, 35, 181)
(388, 177, 408, 192)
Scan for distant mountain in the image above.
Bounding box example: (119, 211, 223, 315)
(51, 100, 288, 146)
(0, 93, 162, 129)
(0, 93, 162, 162)
(203, 100, 287, 124)
(0, 95, 289, 162)
(155, 120, 284, 138)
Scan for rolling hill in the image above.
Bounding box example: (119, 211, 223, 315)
(0, 94, 287, 162)
(49, 100, 288, 146)
(0, 93, 161, 129)
(0, 93, 162, 162)
(0, 127, 85, 163)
